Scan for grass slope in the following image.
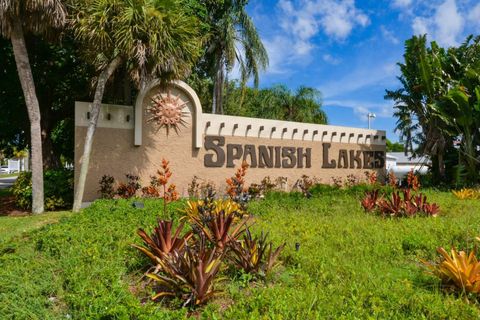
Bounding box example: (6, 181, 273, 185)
(0, 189, 479, 319)
(0, 211, 71, 244)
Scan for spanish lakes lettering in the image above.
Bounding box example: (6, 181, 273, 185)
(203, 136, 385, 169)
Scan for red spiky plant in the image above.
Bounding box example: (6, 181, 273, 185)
(142, 159, 179, 216)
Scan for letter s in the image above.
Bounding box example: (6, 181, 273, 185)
(204, 136, 225, 167)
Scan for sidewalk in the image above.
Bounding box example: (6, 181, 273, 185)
(0, 176, 18, 189)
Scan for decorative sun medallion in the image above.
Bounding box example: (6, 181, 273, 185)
(146, 91, 189, 135)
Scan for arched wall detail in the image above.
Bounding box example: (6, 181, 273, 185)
(134, 80, 203, 148)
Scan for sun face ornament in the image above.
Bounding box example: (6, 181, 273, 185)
(146, 91, 189, 135)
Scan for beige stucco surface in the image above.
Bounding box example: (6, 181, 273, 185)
(75, 81, 386, 201)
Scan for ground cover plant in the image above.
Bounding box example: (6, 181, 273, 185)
(132, 162, 285, 307)
(1, 187, 480, 318)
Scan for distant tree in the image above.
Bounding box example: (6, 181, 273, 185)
(204, 0, 268, 114)
(70, 0, 204, 212)
(224, 83, 328, 124)
(386, 139, 404, 152)
(0, 0, 68, 213)
(0, 36, 93, 168)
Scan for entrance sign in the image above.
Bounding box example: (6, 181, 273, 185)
(75, 80, 386, 201)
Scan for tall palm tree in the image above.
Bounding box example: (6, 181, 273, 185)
(0, 0, 67, 214)
(206, 0, 268, 114)
(71, 0, 203, 212)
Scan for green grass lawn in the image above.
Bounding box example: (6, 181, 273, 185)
(1, 188, 479, 319)
(0, 173, 19, 178)
(0, 211, 71, 244)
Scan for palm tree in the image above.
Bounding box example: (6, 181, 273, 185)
(71, 0, 203, 212)
(206, 0, 268, 114)
(268, 85, 328, 124)
(385, 35, 449, 179)
(223, 83, 328, 124)
(0, 0, 67, 214)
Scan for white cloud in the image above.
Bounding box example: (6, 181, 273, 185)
(324, 99, 394, 120)
(467, 3, 480, 28)
(319, 0, 370, 39)
(411, 0, 464, 47)
(260, 0, 369, 75)
(434, 0, 463, 46)
(322, 54, 341, 65)
(392, 0, 412, 8)
(277, 0, 369, 54)
(381, 25, 399, 44)
(412, 17, 429, 35)
(319, 62, 397, 99)
(262, 36, 299, 75)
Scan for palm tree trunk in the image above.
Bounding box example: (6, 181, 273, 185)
(10, 21, 44, 214)
(438, 152, 445, 179)
(212, 81, 217, 114)
(72, 56, 122, 212)
(212, 56, 224, 114)
(216, 65, 224, 114)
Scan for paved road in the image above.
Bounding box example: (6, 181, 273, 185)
(0, 176, 17, 189)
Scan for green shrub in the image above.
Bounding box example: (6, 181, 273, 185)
(11, 171, 33, 209)
(12, 169, 74, 210)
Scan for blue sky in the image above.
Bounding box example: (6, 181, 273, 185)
(242, 0, 480, 141)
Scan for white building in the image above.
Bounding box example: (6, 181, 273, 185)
(5, 157, 28, 173)
(386, 152, 430, 180)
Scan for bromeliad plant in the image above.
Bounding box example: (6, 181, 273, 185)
(361, 189, 380, 212)
(133, 160, 285, 308)
(377, 189, 439, 217)
(133, 220, 193, 265)
(146, 240, 224, 307)
(191, 211, 249, 250)
(141, 159, 179, 216)
(361, 188, 440, 217)
(226, 160, 251, 212)
(387, 170, 398, 187)
(365, 171, 378, 185)
(406, 169, 421, 191)
(422, 246, 480, 295)
(229, 229, 285, 277)
(452, 188, 480, 200)
(184, 198, 244, 223)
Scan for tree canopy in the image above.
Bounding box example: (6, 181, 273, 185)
(223, 82, 328, 124)
(386, 35, 480, 185)
(386, 139, 404, 152)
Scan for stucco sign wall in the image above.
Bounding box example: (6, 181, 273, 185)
(75, 81, 386, 201)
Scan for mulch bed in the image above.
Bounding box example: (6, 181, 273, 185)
(0, 195, 30, 216)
